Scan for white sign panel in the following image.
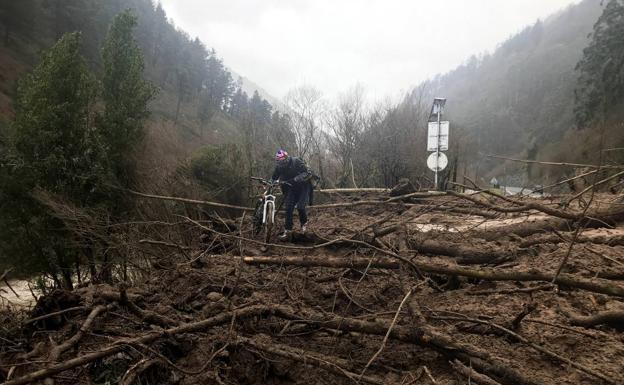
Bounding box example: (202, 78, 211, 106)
(427, 121, 449, 151)
(427, 152, 448, 172)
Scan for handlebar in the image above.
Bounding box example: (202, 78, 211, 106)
(250, 177, 291, 187)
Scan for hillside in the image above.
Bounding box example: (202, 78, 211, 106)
(0, 0, 279, 163)
(421, 0, 605, 184)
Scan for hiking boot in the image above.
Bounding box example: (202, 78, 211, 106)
(278, 230, 292, 240)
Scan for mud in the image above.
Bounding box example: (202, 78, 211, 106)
(1, 193, 623, 385)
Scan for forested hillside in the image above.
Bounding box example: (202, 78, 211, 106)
(419, 0, 618, 184)
(0, 0, 286, 179)
(0, 0, 298, 279)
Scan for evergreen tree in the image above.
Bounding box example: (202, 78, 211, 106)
(100, 9, 156, 187)
(229, 84, 249, 118)
(199, 51, 234, 125)
(575, 0, 624, 127)
(12, 32, 99, 200)
(0, 32, 99, 287)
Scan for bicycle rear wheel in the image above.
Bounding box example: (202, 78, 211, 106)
(252, 200, 264, 237)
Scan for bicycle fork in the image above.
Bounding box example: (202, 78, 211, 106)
(263, 194, 276, 224)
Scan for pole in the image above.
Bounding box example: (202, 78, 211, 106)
(435, 105, 441, 190)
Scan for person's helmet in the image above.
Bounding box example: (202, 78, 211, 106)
(275, 149, 289, 168)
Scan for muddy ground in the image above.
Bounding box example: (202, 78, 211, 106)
(1, 192, 623, 385)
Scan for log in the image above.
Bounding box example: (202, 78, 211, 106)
(309, 191, 447, 210)
(390, 179, 417, 197)
(446, 190, 624, 240)
(447, 190, 580, 220)
(474, 216, 570, 241)
(317, 188, 389, 194)
(242, 255, 401, 269)
(520, 233, 624, 248)
(128, 189, 254, 212)
(241, 256, 624, 297)
(429, 205, 498, 219)
(450, 359, 502, 385)
(409, 237, 512, 264)
(130, 188, 443, 213)
(568, 310, 624, 328)
(486, 155, 624, 170)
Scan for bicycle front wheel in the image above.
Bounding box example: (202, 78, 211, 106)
(264, 202, 274, 243)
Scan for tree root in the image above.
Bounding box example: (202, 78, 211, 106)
(117, 285, 179, 327)
(237, 336, 385, 385)
(120, 358, 163, 385)
(43, 304, 110, 385)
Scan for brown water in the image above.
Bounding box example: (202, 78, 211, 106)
(0, 279, 39, 309)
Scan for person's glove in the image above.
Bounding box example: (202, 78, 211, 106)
(293, 175, 304, 183)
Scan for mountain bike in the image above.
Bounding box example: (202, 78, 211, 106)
(250, 177, 289, 243)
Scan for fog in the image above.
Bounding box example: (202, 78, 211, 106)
(160, 0, 580, 100)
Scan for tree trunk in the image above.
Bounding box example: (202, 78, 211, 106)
(83, 245, 97, 283)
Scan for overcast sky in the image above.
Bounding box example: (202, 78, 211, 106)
(159, 0, 580, 101)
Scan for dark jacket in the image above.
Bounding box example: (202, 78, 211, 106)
(271, 157, 312, 185)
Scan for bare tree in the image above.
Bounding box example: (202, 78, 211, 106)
(328, 84, 367, 187)
(351, 84, 432, 188)
(283, 85, 325, 159)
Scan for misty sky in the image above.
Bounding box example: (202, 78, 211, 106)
(159, 0, 580, 101)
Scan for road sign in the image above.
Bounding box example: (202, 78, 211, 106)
(427, 152, 448, 172)
(427, 121, 449, 151)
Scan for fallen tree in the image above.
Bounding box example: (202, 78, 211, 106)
(520, 232, 624, 248)
(242, 255, 624, 297)
(568, 310, 624, 329)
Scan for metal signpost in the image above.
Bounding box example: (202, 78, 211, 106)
(427, 98, 449, 190)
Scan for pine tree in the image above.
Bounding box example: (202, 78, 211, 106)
(1, 32, 99, 287)
(12, 32, 99, 199)
(575, 0, 624, 127)
(100, 9, 156, 187)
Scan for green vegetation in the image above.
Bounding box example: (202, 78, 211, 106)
(0, 32, 99, 287)
(0, 2, 283, 282)
(100, 10, 157, 190)
(190, 144, 245, 204)
(0, 11, 159, 284)
(575, 0, 624, 127)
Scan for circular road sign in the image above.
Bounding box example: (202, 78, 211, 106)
(427, 152, 448, 172)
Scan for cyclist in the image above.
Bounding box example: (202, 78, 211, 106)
(269, 149, 313, 240)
